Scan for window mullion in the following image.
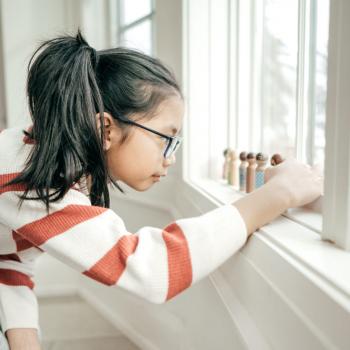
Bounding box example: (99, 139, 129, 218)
(296, 0, 309, 162)
(119, 13, 154, 33)
(322, 0, 350, 250)
(306, 0, 317, 165)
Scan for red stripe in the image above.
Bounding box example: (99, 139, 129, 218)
(0, 254, 21, 262)
(17, 205, 107, 246)
(83, 234, 139, 285)
(0, 268, 34, 289)
(162, 223, 192, 301)
(0, 173, 26, 194)
(12, 230, 37, 252)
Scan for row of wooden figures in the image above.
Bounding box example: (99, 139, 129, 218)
(222, 149, 284, 193)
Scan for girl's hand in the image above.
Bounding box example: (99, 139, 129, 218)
(264, 158, 323, 208)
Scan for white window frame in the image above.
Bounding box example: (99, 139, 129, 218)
(322, 0, 350, 250)
(116, 0, 156, 55)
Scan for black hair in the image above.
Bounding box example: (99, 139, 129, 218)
(1, 30, 182, 213)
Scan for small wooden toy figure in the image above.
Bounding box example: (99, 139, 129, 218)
(271, 153, 284, 166)
(255, 153, 268, 188)
(246, 152, 256, 193)
(239, 151, 248, 192)
(228, 150, 239, 187)
(222, 148, 232, 180)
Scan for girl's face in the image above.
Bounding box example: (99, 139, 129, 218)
(99, 95, 184, 191)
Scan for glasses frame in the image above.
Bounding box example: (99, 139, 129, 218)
(113, 115, 183, 159)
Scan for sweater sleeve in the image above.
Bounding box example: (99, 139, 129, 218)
(0, 174, 248, 305)
(0, 253, 39, 333)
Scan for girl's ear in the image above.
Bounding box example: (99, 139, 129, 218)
(95, 112, 119, 151)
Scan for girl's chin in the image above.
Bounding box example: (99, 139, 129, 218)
(125, 177, 158, 192)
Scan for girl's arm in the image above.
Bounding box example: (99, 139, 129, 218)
(0, 173, 248, 304)
(0, 162, 320, 308)
(6, 329, 41, 350)
(234, 180, 290, 236)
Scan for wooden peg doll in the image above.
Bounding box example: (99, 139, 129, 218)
(246, 152, 256, 193)
(255, 153, 268, 188)
(228, 150, 239, 187)
(222, 148, 232, 180)
(271, 153, 284, 166)
(239, 151, 248, 192)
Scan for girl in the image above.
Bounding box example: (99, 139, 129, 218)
(0, 31, 322, 350)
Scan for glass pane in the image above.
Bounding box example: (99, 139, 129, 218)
(261, 0, 299, 159)
(120, 0, 152, 26)
(236, 0, 253, 153)
(121, 20, 152, 55)
(209, 0, 229, 181)
(311, 0, 329, 168)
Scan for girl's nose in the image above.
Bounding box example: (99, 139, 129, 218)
(164, 154, 176, 166)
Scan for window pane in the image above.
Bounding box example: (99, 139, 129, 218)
(236, 0, 253, 153)
(209, 0, 229, 180)
(311, 0, 329, 167)
(261, 0, 299, 159)
(121, 20, 152, 55)
(120, 0, 152, 26)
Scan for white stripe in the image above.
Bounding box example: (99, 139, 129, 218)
(0, 224, 16, 254)
(176, 204, 248, 284)
(17, 247, 43, 263)
(0, 284, 39, 332)
(41, 209, 127, 272)
(117, 226, 169, 304)
(0, 188, 91, 230)
(0, 259, 36, 277)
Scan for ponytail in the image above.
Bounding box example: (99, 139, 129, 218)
(1, 30, 182, 213)
(2, 30, 120, 212)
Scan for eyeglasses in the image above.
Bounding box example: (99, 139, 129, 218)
(113, 116, 183, 159)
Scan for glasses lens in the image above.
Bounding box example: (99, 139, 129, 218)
(164, 138, 181, 159)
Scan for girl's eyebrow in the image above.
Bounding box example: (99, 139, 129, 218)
(168, 125, 180, 135)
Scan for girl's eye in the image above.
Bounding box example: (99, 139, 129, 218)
(159, 135, 168, 143)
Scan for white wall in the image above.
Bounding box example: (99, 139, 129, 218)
(0, 0, 81, 127)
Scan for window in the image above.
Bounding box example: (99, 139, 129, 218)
(184, 0, 330, 182)
(117, 0, 155, 55)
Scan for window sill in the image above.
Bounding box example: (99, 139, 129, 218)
(176, 177, 350, 305)
(188, 178, 323, 233)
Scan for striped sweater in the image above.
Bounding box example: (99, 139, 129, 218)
(0, 124, 248, 332)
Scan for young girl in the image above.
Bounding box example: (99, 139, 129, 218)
(0, 31, 322, 349)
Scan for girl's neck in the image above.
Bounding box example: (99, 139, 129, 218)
(86, 174, 92, 193)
